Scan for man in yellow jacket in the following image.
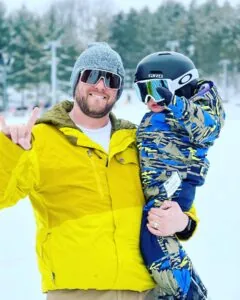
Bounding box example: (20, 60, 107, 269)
(0, 42, 198, 300)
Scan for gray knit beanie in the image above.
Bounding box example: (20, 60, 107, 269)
(70, 42, 125, 100)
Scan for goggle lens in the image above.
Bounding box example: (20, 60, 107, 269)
(134, 79, 174, 103)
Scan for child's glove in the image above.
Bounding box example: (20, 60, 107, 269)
(156, 87, 174, 106)
(195, 81, 213, 97)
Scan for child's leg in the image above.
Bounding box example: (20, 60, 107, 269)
(140, 200, 207, 299)
(151, 235, 207, 299)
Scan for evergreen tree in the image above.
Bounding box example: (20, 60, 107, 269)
(193, 0, 222, 75)
(93, 0, 113, 42)
(0, 0, 239, 95)
(138, 7, 155, 56)
(110, 9, 146, 69)
(0, 2, 10, 52)
(57, 45, 79, 95)
(0, 2, 11, 109)
(153, 1, 186, 52)
(8, 6, 48, 105)
(181, 0, 198, 62)
(109, 12, 126, 54)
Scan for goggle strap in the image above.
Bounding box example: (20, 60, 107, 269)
(172, 68, 199, 90)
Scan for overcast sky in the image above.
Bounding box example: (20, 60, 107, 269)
(2, 0, 240, 14)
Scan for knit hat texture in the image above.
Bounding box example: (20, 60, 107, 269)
(70, 42, 125, 99)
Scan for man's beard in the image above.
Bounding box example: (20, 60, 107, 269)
(76, 94, 115, 118)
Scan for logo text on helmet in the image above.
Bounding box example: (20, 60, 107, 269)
(178, 73, 193, 85)
(148, 74, 163, 79)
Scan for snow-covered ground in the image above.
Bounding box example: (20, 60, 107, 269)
(0, 89, 239, 300)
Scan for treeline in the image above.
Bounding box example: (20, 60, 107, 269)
(0, 0, 239, 107)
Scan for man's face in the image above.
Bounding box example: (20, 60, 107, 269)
(75, 77, 118, 118)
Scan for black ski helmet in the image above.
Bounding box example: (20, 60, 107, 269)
(134, 51, 199, 99)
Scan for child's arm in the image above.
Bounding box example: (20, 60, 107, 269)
(166, 81, 225, 146)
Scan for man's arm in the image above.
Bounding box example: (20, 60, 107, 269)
(0, 108, 40, 209)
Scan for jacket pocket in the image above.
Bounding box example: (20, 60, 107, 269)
(115, 147, 139, 165)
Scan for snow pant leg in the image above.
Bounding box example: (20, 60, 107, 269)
(140, 208, 207, 299)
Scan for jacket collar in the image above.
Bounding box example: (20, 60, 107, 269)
(36, 100, 137, 147)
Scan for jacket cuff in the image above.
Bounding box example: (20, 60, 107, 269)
(176, 216, 197, 240)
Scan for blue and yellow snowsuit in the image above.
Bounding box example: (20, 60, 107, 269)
(137, 81, 225, 299)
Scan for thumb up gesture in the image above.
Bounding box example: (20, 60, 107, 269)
(0, 107, 40, 150)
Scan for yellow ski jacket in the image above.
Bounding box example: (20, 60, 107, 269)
(0, 101, 198, 292)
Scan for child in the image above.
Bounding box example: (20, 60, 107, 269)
(134, 51, 225, 299)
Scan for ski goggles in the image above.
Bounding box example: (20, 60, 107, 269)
(134, 79, 175, 103)
(80, 69, 122, 89)
(134, 68, 199, 103)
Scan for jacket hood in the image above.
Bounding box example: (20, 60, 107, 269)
(36, 100, 137, 132)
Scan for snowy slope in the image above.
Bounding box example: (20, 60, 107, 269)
(0, 89, 239, 300)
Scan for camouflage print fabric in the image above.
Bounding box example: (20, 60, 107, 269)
(137, 80, 225, 206)
(141, 200, 208, 300)
(137, 81, 225, 299)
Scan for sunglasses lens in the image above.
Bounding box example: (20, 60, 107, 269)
(80, 70, 100, 84)
(134, 79, 174, 103)
(80, 69, 121, 89)
(105, 72, 121, 89)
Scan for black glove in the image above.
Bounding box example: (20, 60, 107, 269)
(156, 86, 174, 106)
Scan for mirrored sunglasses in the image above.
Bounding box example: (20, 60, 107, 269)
(80, 69, 122, 89)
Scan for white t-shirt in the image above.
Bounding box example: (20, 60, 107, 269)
(76, 121, 112, 153)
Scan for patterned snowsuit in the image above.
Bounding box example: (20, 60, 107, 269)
(137, 80, 225, 299)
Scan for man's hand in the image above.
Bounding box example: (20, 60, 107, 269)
(0, 107, 40, 150)
(147, 200, 189, 236)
